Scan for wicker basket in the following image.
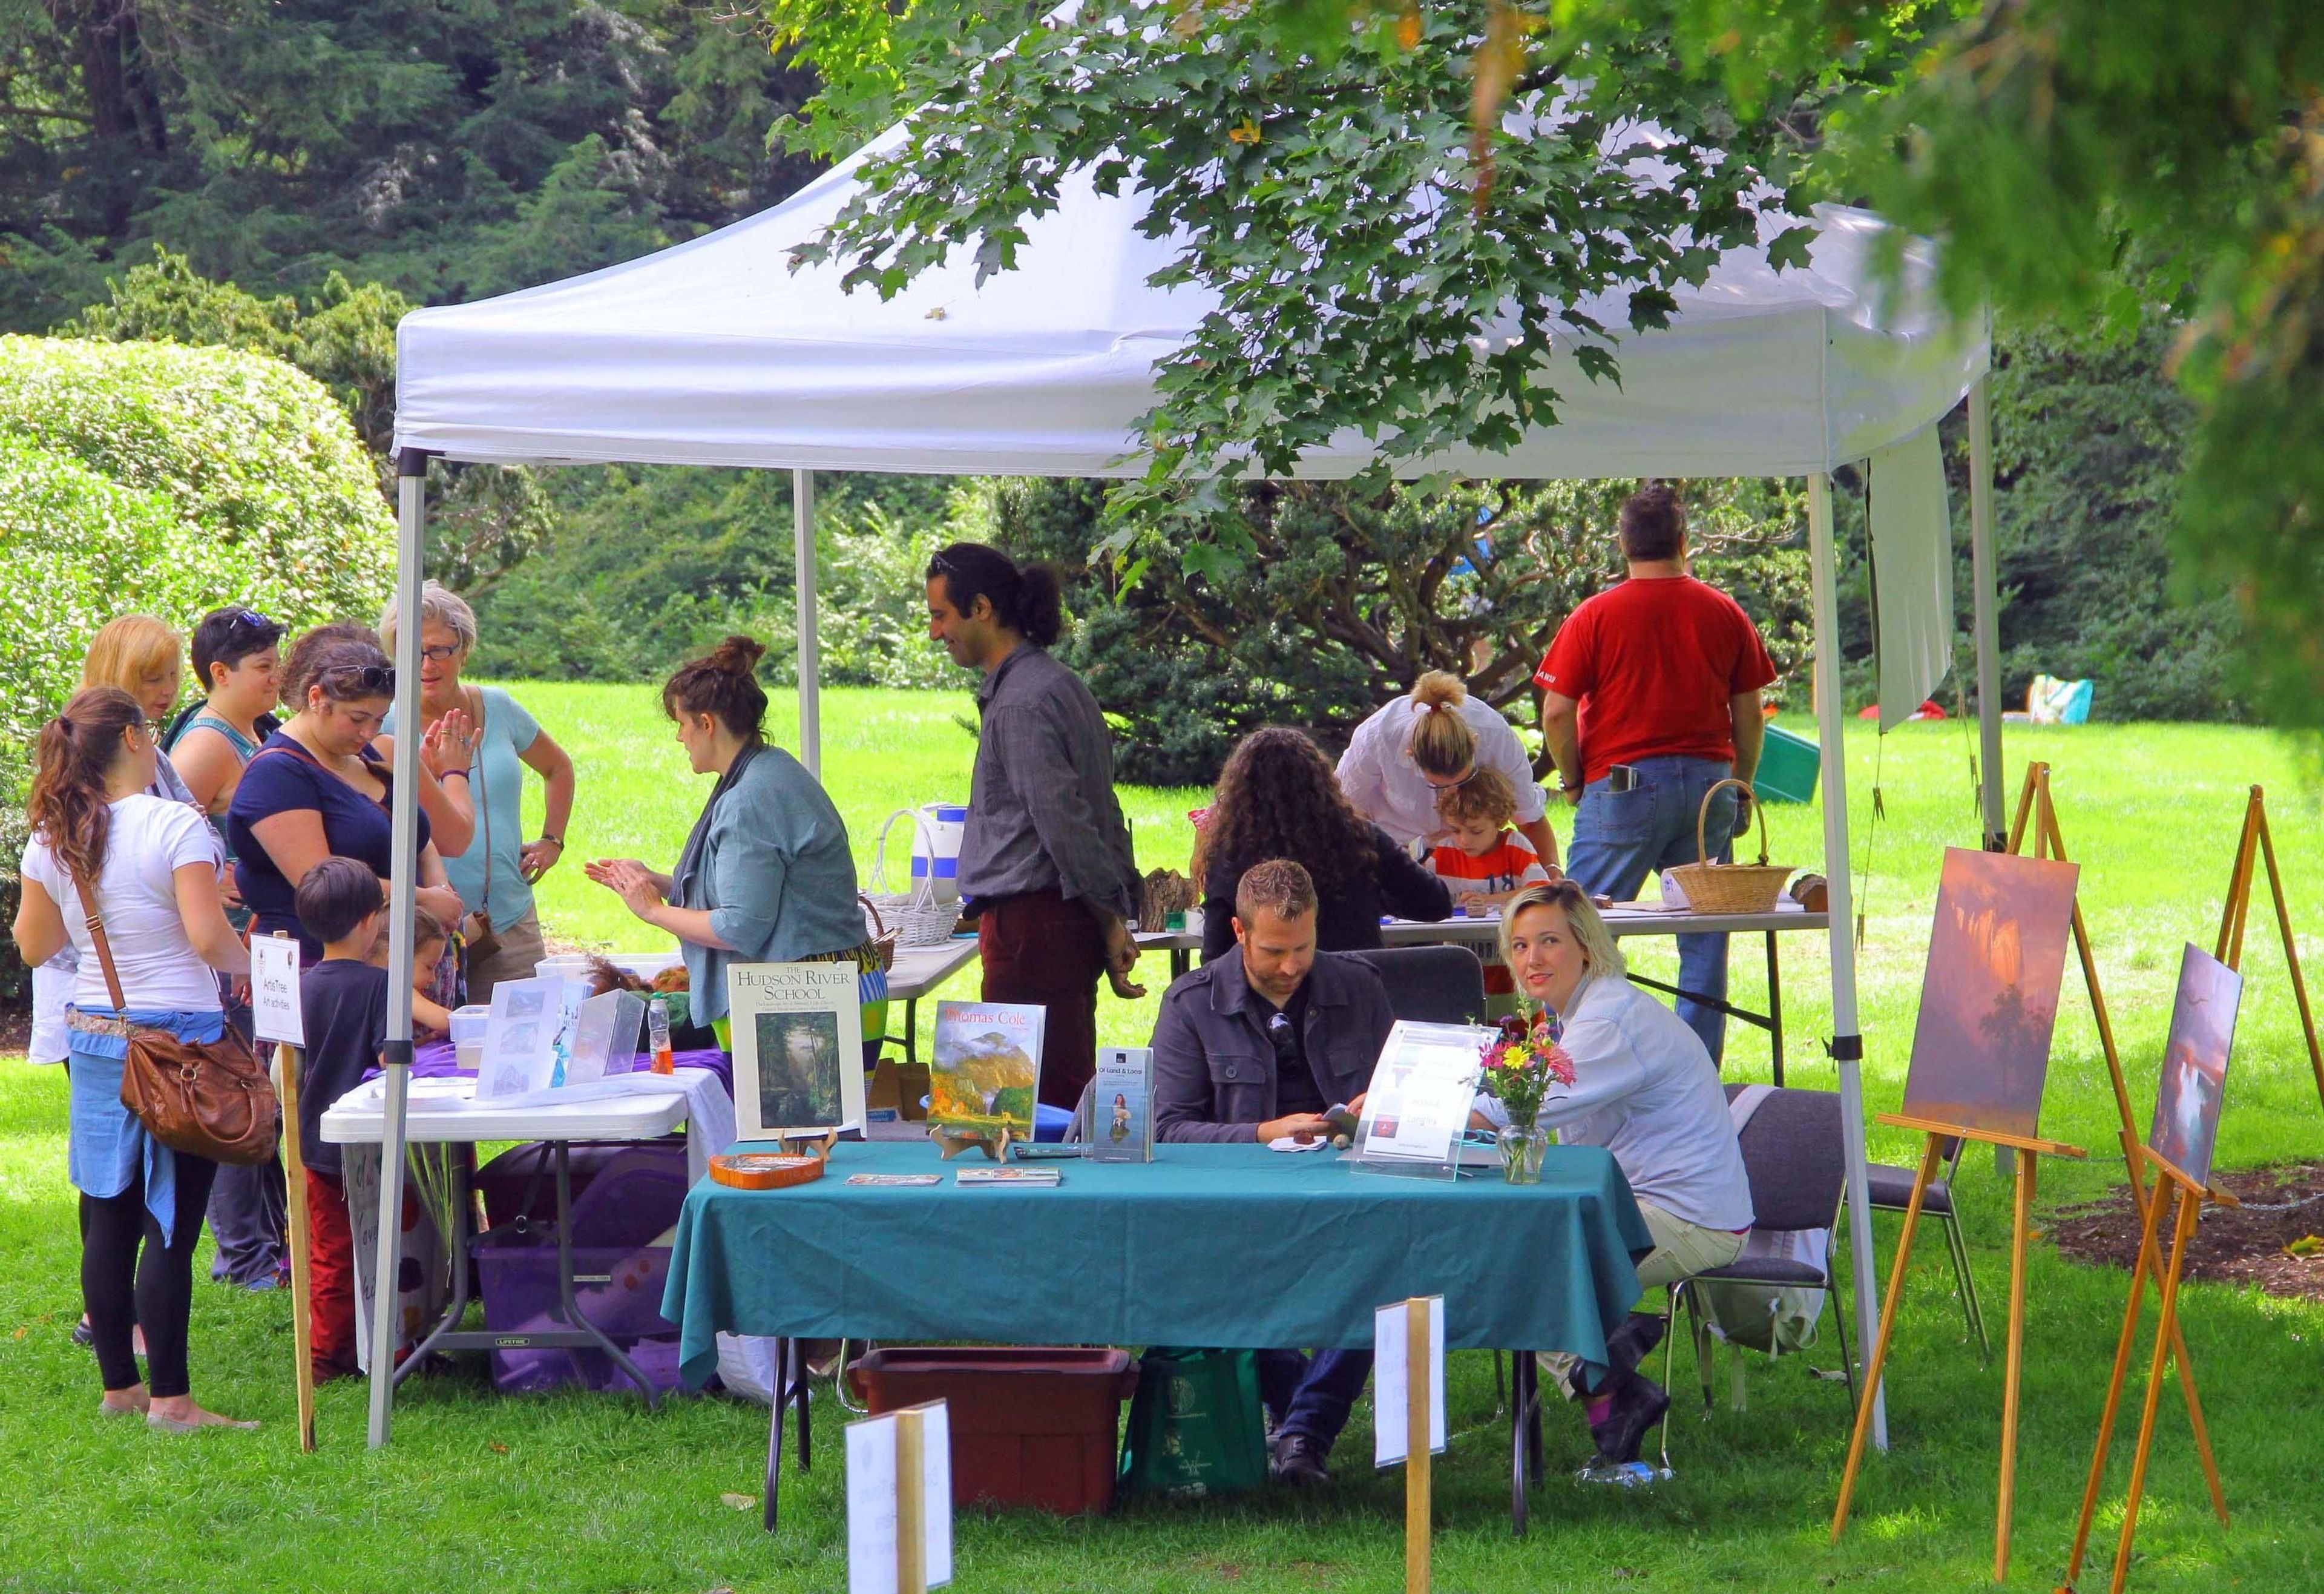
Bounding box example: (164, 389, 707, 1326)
(856, 894, 899, 973)
(1664, 777, 1793, 914)
(863, 808, 962, 947)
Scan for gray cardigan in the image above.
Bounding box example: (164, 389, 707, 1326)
(1151, 950, 1396, 1144)
(674, 745, 864, 1025)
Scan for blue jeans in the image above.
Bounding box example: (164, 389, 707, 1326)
(1254, 1348, 1375, 1455)
(1563, 756, 1740, 1064)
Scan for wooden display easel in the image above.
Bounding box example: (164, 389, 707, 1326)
(1832, 1115, 2085, 1581)
(930, 1124, 1017, 1161)
(2006, 765, 2229, 1523)
(276, 1038, 317, 1452)
(2057, 1148, 2238, 1594)
(2212, 785, 2324, 1113)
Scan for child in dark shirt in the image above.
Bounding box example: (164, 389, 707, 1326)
(295, 857, 391, 1383)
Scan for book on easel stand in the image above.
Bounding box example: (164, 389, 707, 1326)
(2006, 763, 2232, 1526)
(1831, 846, 2087, 1583)
(2058, 944, 2244, 1594)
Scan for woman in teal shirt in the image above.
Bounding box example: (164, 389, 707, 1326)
(378, 582, 577, 1001)
(584, 636, 885, 1055)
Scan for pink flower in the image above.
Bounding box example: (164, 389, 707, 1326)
(1543, 1045, 1577, 1087)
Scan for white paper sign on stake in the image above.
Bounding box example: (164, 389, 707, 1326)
(251, 935, 304, 1046)
(1373, 1296, 1448, 1469)
(847, 1403, 953, 1594)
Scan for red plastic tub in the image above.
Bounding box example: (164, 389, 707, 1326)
(847, 1348, 1140, 1515)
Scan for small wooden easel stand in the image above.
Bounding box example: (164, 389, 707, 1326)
(2004, 765, 2230, 1523)
(2056, 1148, 2239, 1594)
(1832, 1114, 2085, 1579)
(929, 1124, 1016, 1162)
(276, 1036, 317, 1452)
(2212, 785, 2324, 1113)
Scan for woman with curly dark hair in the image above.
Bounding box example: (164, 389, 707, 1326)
(1197, 728, 1451, 961)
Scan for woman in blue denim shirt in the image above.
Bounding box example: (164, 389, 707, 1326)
(11, 688, 257, 1432)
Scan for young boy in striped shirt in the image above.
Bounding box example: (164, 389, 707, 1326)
(1428, 768, 1553, 1014)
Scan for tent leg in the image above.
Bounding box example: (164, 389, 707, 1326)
(1967, 375, 2006, 851)
(794, 468, 821, 780)
(370, 449, 433, 1448)
(1808, 470, 1886, 1452)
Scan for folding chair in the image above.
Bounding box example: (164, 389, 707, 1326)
(1351, 944, 1488, 1026)
(1656, 1085, 1857, 1461)
(1864, 1133, 1989, 1362)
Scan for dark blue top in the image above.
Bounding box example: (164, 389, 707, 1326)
(298, 958, 390, 1176)
(227, 733, 432, 961)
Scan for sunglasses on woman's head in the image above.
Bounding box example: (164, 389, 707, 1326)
(226, 608, 277, 636)
(321, 664, 395, 694)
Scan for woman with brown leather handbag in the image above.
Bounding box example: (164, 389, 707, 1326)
(11, 687, 260, 1432)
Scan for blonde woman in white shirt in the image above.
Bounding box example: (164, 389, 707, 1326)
(1477, 879, 1752, 1471)
(1335, 671, 1560, 867)
(11, 688, 256, 1432)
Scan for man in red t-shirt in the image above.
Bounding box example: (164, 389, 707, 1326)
(1532, 484, 1776, 1063)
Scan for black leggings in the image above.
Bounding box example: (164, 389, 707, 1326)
(80, 1153, 219, 1399)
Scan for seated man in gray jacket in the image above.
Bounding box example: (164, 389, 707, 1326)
(1151, 859, 1396, 1486)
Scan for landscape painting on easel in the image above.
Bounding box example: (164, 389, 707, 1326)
(2149, 944, 2241, 1189)
(1903, 848, 2081, 1139)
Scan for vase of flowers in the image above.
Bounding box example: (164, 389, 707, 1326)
(1477, 1014, 1575, 1186)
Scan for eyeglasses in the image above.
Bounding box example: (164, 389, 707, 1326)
(225, 608, 278, 636)
(321, 664, 395, 695)
(927, 552, 957, 576)
(419, 644, 462, 664)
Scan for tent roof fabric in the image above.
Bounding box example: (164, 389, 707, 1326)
(394, 137, 1987, 479)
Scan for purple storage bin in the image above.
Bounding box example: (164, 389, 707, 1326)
(473, 1227, 681, 1393)
(473, 1143, 692, 1394)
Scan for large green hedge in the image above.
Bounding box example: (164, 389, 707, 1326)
(0, 336, 397, 783)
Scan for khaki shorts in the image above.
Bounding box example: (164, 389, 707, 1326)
(1539, 1198, 1747, 1392)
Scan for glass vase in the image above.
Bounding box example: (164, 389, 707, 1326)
(1498, 1124, 1547, 1185)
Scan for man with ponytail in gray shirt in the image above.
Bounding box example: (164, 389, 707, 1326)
(927, 542, 1144, 1112)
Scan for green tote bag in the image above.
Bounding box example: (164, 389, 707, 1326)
(1117, 1348, 1269, 1499)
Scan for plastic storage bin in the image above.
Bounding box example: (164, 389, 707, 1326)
(471, 1227, 680, 1392)
(847, 1347, 1140, 1515)
(1753, 723, 1822, 805)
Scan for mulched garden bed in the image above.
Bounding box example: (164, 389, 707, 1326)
(2049, 1161, 2324, 1303)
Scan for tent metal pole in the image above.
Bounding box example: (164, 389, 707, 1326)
(1966, 375, 2006, 850)
(794, 469, 821, 779)
(1809, 470, 1886, 1451)
(369, 448, 432, 1448)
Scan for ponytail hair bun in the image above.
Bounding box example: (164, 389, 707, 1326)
(927, 542, 1065, 648)
(1405, 670, 1479, 780)
(664, 634, 770, 740)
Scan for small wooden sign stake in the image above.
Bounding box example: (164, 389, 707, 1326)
(2057, 1148, 2229, 1594)
(278, 1038, 316, 1452)
(1833, 1115, 2084, 1581)
(1406, 1296, 1432, 1594)
(2007, 764, 2227, 1520)
(895, 1405, 927, 1594)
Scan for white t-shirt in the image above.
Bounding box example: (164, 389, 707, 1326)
(19, 794, 224, 1013)
(1336, 693, 1548, 846)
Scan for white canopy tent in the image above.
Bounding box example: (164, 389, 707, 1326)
(378, 128, 2008, 1451)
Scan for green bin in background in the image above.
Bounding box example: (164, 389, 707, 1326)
(1753, 723, 1820, 804)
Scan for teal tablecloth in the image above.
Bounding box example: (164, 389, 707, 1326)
(663, 1141, 1655, 1388)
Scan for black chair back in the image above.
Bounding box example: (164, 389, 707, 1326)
(1351, 945, 1489, 1026)
(1722, 1084, 1846, 1233)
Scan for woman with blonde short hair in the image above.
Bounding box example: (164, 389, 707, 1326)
(376, 580, 576, 1000)
(1482, 879, 1753, 1472)
(1334, 671, 1561, 866)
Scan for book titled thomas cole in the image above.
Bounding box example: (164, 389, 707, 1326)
(929, 1001, 1045, 1142)
(729, 962, 866, 1140)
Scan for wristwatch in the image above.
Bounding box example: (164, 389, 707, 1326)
(537, 833, 564, 849)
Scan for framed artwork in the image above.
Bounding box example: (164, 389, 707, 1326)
(2148, 944, 2242, 1190)
(1902, 848, 2081, 1140)
(729, 963, 866, 1139)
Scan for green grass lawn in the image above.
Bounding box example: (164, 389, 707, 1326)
(4, 691, 2323, 1592)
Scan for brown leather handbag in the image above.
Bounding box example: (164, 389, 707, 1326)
(77, 884, 279, 1166)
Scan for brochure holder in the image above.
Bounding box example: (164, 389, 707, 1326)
(1351, 1021, 1490, 1182)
